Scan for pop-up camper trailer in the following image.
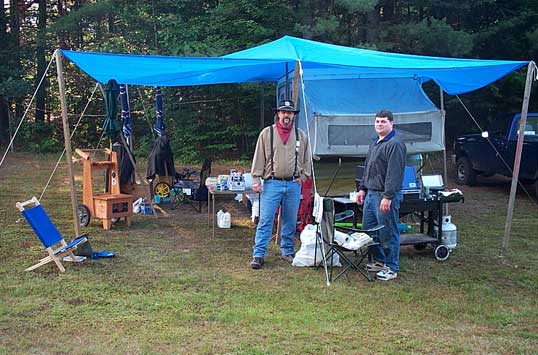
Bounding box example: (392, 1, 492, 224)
(277, 73, 444, 158)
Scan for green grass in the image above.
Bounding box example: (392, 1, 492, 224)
(1, 153, 537, 354)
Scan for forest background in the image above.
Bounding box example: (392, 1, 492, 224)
(1, 0, 537, 162)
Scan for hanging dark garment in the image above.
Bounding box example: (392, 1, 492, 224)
(146, 134, 175, 180)
(103, 79, 121, 140)
(112, 142, 135, 185)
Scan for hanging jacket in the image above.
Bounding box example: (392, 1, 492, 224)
(146, 135, 175, 180)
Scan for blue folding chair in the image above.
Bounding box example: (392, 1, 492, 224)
(17, 197, 88, 272)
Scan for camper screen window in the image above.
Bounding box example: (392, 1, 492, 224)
(328, 122, 432, 146)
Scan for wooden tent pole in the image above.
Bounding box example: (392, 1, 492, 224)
(55, 49, 81, 236)
(503, 62, 535, 250)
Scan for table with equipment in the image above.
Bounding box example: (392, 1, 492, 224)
(399, 193, 463, 260)
(332, 193, 464, 260)
(208, 189, 257, 237)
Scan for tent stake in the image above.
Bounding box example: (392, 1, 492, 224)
(503, 62, 536, 250)
(55, 49, 81, 237)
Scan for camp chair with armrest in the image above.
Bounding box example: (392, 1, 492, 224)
(190, 158, 212, 212)
(317, 198, 383, 282)
(170, 158, 211, 212)
(17, 197, 88, 272)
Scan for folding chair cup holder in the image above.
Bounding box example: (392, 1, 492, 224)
(317, 198, 383, 283)
(17, 197, 88, 272)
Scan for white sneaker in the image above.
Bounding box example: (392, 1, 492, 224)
(366, 261, 385, 272)
(376, 268, 397, 281)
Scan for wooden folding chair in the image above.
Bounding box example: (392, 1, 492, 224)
(17, 197, 88, 272)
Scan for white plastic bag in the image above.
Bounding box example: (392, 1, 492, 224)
(248, 194, 260, 222)
(133, 197, 144, 214)
(292, 224, 340, 267)
(333, 231, 373, 250)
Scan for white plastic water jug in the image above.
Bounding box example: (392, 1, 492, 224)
(434, 215, 457, 250)
(219, 211, 231, 229)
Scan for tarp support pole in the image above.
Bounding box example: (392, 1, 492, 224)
(55, 49, 81, 237)
(503, 62, 535, 250)
(292, 61, 300, 105)
(285, 63, 290, 98)
(440, 87, 448, 215)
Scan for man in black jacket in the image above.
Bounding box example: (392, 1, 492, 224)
(357, 110, 406, 281)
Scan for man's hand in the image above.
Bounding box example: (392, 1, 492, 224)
(380, 197, 392, 214)
(356, 190, 366, 205)
(293, 177, 302, 185)
(252, 182, 262, 193)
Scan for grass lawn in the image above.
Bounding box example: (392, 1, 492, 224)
(1, 153, 537, 354)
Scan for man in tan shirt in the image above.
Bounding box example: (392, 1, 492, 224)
(250, 99, 312, 269)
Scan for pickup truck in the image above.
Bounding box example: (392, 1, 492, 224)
(453, 113, 538, 194)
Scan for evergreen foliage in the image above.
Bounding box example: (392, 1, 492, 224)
(1, 0, 536, 159)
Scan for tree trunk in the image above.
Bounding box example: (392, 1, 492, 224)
(10, 0, 23, 129)
(35, 0, 47, 122)
(57, 0, 67, 48)
(0, 99, 9, 146)
(365, 7, 379, 44)
(75, 0, 83, 48)
(0, 3, 9, 144)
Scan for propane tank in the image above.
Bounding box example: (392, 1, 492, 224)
(434, 215, 457, 250)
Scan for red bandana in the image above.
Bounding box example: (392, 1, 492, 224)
(275, 120, 293, 144)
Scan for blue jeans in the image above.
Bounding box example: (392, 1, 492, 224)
(362, 190, 402, 272)
(252, 179, 301, 258)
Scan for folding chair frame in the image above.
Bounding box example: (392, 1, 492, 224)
(316, 198, 383, 283)
(324, 226, 381, 282)
(191, 158, 212, 213)
(17, 197, 88, 273)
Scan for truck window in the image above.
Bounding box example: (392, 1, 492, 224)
(523, 116, 537, 136)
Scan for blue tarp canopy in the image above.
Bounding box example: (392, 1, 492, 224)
(61, 35, 528, 95)
(60, 51, 288, 87)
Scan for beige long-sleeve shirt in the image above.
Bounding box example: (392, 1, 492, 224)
(251, 124, 312, 185)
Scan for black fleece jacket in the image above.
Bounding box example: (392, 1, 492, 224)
(359, 129, 406, 200)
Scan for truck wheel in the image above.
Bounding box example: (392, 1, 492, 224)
(456, 157, 477, 186)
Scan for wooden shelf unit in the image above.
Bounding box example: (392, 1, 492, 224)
(76, 148, 134, 230)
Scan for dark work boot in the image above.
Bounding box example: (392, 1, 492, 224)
(250, 257, 264, 270)
(280, 254, 295, 263)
